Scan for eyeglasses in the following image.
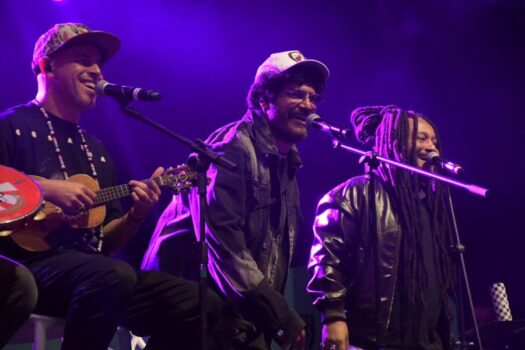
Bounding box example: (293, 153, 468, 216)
(284, 89, 322, 104)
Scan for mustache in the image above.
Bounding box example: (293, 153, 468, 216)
(288, 109, 310, 120)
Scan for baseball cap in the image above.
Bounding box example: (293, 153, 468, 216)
(32, 23, 121, 73)
(254, 50, 329, 83)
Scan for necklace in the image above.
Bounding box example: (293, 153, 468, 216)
(32, 99, 104, 252)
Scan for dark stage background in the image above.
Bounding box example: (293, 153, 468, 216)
(1, 0, 524, 347)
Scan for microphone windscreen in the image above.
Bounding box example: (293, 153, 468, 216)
(306, 113, 321, 126)
(425, 151, 440, 162)
(95, 80, 110, 96)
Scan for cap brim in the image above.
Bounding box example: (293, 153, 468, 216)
(284, 59, 330, 82)
(53, 31, 121, 63)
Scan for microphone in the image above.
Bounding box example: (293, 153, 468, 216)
(95, 80, 161, 102)
(306, 114, 351, 138)
(425, 151, 464, 175)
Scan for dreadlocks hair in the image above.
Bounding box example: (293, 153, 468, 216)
(246, 65, 325, 111)
(351, 105, 459, 341)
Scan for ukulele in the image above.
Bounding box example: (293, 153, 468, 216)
(9, 166, 196, 252)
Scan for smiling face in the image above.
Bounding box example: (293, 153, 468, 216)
(407, 117, 439, 168)
(46, 45, 103, 113)
(262, 82, 318, 151)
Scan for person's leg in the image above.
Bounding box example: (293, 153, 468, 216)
(24, 249, 137, 350)
(121, 270, 222, 350)
(0, 255, 38, 348)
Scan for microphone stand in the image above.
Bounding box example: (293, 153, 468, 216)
(117, 99, 236, 350)
(359, 151, 386, 350)
(446, 188, 480, 350)
(329, 137, 487, 350)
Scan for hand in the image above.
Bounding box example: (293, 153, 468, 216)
(127, 167, 163, 221)
(321, 321, 349, 350)
(39, 178, 96, 214)
(281, 328, 306, 350)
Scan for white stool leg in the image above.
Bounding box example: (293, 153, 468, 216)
(117, 327, 147, 350)
(32, 319, 47, 350)
(131, 334, 147, 350)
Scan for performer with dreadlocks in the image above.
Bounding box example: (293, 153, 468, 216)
(307, 106, 458, 350)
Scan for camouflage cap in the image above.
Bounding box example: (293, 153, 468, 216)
(32, 23, 120, 74)
(254, 50, 329, 83)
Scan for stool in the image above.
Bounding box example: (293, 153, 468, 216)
(9, 314, 146, 350)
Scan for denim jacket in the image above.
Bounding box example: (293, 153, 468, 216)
(143, 110, 305, 341)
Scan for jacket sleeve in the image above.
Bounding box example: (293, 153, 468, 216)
(202, 145, 305, 340)
(307, 180, 360, 324)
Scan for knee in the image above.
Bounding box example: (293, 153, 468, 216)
(91, 260, 138, 300)
(11, 264, 38, 316)
(108, 261, 137, 284)
(109, 260, 137, 291)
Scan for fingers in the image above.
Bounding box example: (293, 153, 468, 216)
(128, 168, 164, 219)
(77, 190, 96, 207)
(321, 321, 349, 350)
(151, 166, 164, 178)
(288, 329, 306, 350)
(298, 329, 306, 350)
(130, 191, 140, 203)
(62, 183, 96, 213)
(320, 343, 338, 350)
(129, 167, 164, 198)
(129, 182, 160, 204)
(321, 339, 348, 350)
(297, 337, 305, 350)
(164, 164, 188, 175)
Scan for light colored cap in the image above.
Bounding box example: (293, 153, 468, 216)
(254, 50, 329, 83)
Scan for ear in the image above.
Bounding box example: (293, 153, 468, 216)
(38, 57, 53, 75)
(259, 100, 269, 114)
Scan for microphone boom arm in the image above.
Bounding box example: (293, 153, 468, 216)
(333, 140, 488, 197)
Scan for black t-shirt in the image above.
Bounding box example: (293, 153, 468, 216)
(268, 153, 292, 293)
(385, 198, 444, 349)
(0, 102, 123, 256)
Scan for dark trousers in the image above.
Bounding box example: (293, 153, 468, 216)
(0, 255, 38, 348)
(16, 248, 221, 350)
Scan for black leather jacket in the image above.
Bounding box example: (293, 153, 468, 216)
(308, 174, 458, 348)
(307, 174, 404, 346)
(143, 110, 305, 341)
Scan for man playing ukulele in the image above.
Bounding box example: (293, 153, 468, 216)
(0, 23, 221, 350)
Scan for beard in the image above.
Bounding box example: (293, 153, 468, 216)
(268, 112, 309, 145)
